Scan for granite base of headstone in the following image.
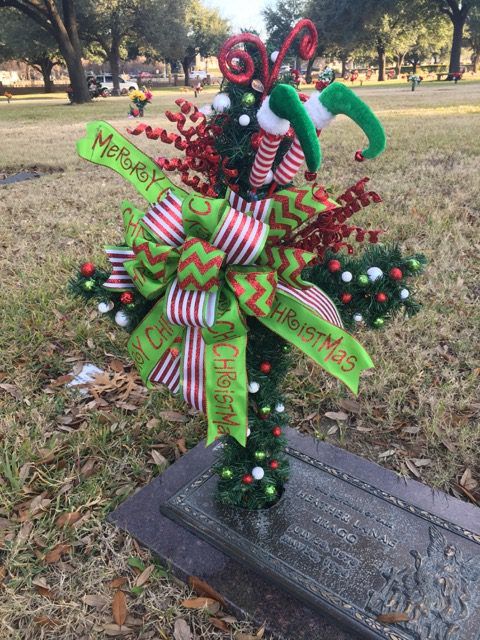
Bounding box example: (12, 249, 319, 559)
(109, 428, 480, 640)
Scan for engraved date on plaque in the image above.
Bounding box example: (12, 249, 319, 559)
(162, 447, 480, 640)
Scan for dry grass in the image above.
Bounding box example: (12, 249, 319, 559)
(0, 82, 479, 639)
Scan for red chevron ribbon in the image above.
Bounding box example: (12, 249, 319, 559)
(104, 247, 136, 290)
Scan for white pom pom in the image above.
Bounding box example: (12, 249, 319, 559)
(238, 114, 250, 126)
(212, 92, 231, 113)
(199, 104, 213, 116)
(275, 402, 285, 413)
(400, 288, 410, 300)
(271, 51, 279, 62)
(98, 301, 114, 314)
(353, 313, 363, 322)
(367, 267, 383, 282)
(252, 466, 265, 480)
(341, 271, 353, 283)
(115, 310, 130, 327)
(248, 381, 260, 393)
(264, 170, 274, 185)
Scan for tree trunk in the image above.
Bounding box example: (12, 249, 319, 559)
(396, 53, 405, 77)
(40, 59, 55, 92)
(377, 47, 386, 81)
(182, 57, 191, 87)
(60, 0, 90, 102)
(305, 57, 315, 84)
(449, 15, 466, 74)
(109, 40, 121, 96)
(340, 55, 348, 77)
(63, 49, 89, 102)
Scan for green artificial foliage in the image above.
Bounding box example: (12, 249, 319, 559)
(215, 318, 291, 509)
(269, 83, 321, 171)
(306, 245, 426, 331)
(319, 83, 387, 159)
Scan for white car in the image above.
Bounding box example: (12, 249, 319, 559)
(95, 74, 138, 96)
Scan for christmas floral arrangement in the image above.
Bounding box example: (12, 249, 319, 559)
(408, 74, 423, 91)
(128, 88, 152, 118)
(70, 20, 425, 509)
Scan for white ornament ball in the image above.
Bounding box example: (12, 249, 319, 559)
(400, 288, 410, 300)
(353, 313, 363, 322)
(238, 114, 251, 126)
(275, 402, 285, 413)
(212, 92, 231, 113)
(264, 170, 274, 185)
(114, 310, 130, 327)
(252, 466, 265, 480)
(248, 381, 260, 393)
(98, 301, 114, 314)
(367, 266, 383, 282)
(271, 51, 279, 62)
(341, 271, 353, 283)
(247, 428, 251, 437)
(199, 104, 213, 116)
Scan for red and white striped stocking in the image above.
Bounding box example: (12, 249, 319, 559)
(249, 133, 282, 188)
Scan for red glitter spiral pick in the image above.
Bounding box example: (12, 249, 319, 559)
(218, 33, 269, 88)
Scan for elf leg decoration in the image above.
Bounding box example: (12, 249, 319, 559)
(273, 82, 387, 186)
(249, 84, 320, 189)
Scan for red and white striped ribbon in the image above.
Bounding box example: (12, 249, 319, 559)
(278, 282, 343, 328)
(227, 189, 272, 222)
(104, 247, 136, 290)
(211, 208, 269, 265)
(273, 136, 306, 185)
(166, 278, 217, 327)
(142, 191, 185, 247)
(249, 134, 282, 188)
(182, 326, 206, 411)
(149, 349, 180, 393)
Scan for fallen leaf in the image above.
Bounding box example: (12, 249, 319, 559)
(56, 512, 81, 527)
(404, 459, 421, 478)
(134, 564, 155, 588)
(402, 426, 421, 435)
(109, 359, 125, 373)
(378, 449, 396, 459)
(80, 458, 96, 478)
(82, 593, 108, 609)
(337, 398, 361, 414)
(356, 426, 373, 432)
(102, 623, 132, 636)
(112, 589, 128, 626)
(33, 616, 60, 628)
(376, 612, 410, 623)
(256, 622, 266, 638)
(188, 575, 226, 607)
(110, 576, 128, 589)
(460, 468, 478, 491)
(412, 458, 432, 467)
(0, 383, 22, 401)
(0, 518, 14, 531)
(158, 410, 188, 423)
(16, 521, 33, 545)
(176, 438, 187, 454)
(35, 584, 55, 599)
(174, 618, 192, 640)
(324, 411, 348, 421)
(44, 543, 71, 564)
(181, 596, 220, 614)
(327, 424, 338, 436)
(151, 450, 168, 468)
(210, 617, 230, 632)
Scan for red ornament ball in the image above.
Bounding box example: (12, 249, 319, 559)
(80, 262, 95, 277)
(272, 426, 282, 437)
(328, 259, 342, 273)
(389, 267, 403, 281)
(269, 460, 279, 470)
(340, 292, 352, 304)
(242, 474, 254, 485)
(120, 291, 134, 305)
(259, 361, 272, 374)
(304, 171, 317, 182)
(250, 132, 263, 150)
(375, 292, 388, 303)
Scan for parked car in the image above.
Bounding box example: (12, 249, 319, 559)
(95, 74, 138, 96)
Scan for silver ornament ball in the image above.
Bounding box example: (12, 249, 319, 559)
(341, 271, 353, 283)
(238, 114, 251, 126)
(353, 313, 363, 322)
(252, 466, 265, 480)
(114, 310, 130, 327)
(367, 266, 383, 282)
(248, 381, 260, 393)
(400, 288, 410, 300)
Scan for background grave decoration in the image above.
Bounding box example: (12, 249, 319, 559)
(70, 20, 425, 509)
(128, 88, 152, 118)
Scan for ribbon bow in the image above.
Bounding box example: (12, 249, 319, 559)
(77, 121, 373, 447)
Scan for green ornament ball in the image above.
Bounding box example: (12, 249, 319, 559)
(373, 317, 385, 328)
(242, 92, 256, 107)
(83, 279, 95, 291)
(127, 303, 136, 310)
(259, 405, 272, 416)
(408, 259, 421, 271)
(220, 467, 234, 480)
(357, 274, 369, 287)
(281, 344, 291, 353)
(264, 484, 276, 498)
(254, 450, 266, 461)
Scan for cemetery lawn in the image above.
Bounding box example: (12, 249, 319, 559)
(0, 82, 479, 638)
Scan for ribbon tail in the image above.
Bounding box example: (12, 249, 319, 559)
(181, 326, 206, 412)
(76, 121, 186, 203)
(204, 333, 248, 447)
(259, 288, 374, 395)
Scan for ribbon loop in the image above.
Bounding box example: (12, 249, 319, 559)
(226, 266, 278, 317)
(211, 208, 270, 265)
(177, 237, 225, 292)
